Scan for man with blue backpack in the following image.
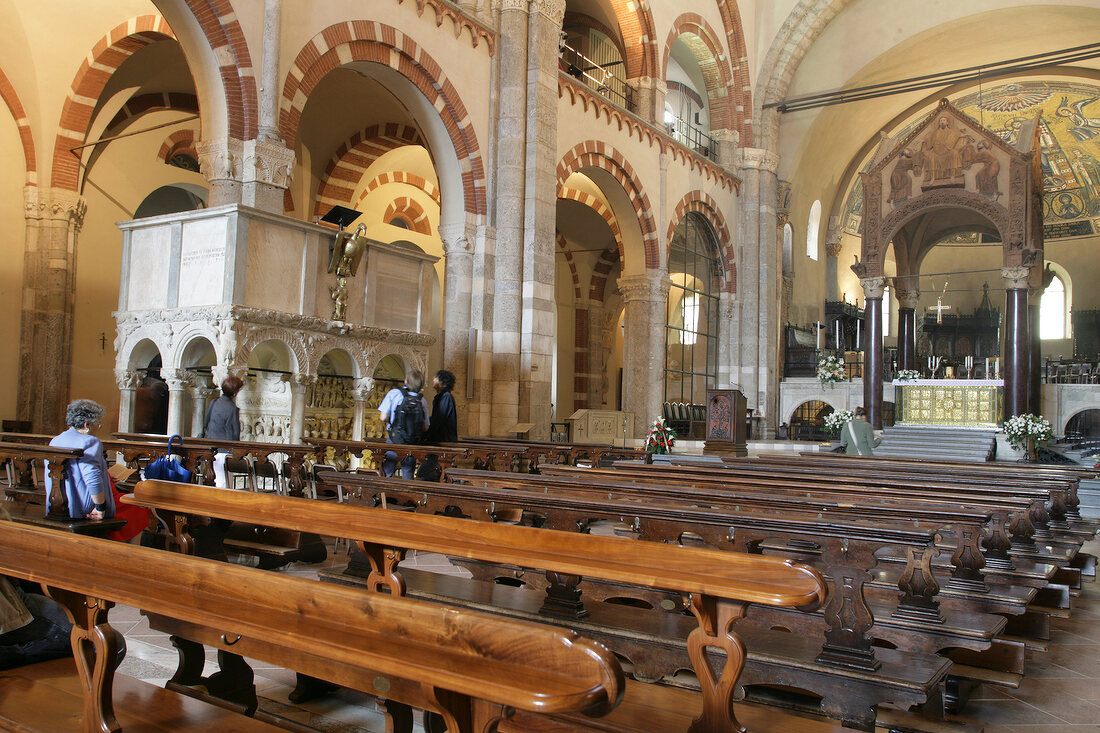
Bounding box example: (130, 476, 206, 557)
(378, 369, 430, 478)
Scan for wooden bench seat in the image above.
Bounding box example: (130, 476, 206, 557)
(0, 520, 625, 733)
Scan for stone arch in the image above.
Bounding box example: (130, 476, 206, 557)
(556, 141, 658, 271)
(559, 185, 623, 259)
(313, 124, 426, 218)
(179, 0, 258, 141)
(106, 92, 199, 136)
(50, 15, 177, 192)
(667, 191, 735, 292)
(0, 67, 36, 182)
(362, 172, 440, 206)
(159, 130, 198, 165)
(589, 247, 620, 302)
(312, 344, 365, 379)
(368, 347, 429, 381)
(234, 329, 306, 374)
(608, 0, 659, 80)
(169, 328, 220, 371)
(123, 337, 166, 372)
(713, 0, 753, 144)
(661, 14, 734, 130)
(783, 397, 843, 428)
(383, 197, 432, 235)
(279, 23, 486, 220)
(555, 232, 583, 301)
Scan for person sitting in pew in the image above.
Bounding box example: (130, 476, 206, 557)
(45, 399, 114, 519)
(839, 406, 882, 456)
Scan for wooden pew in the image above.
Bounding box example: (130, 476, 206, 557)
(0, 520, 626, 733)
(123, 479, 830, 733)
(304, 470, 953, 728)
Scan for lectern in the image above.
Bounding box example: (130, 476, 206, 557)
(703, 389, 747, 457)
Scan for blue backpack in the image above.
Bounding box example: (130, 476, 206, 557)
(390, 388, 424, 445)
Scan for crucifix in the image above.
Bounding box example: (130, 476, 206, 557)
(927, 280, 952, 324)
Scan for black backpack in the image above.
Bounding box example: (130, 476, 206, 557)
(390, 387, 425, 444)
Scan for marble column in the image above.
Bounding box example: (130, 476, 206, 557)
(1028, 295, 1042, 415)
(114, 369, 141, 433)
(190, 380, 219, 438)
(257, 0, 282, 143)
(861, 277, 886, 429)
(287, 374, 315, 444)
(619, 271, 671, 437)
(439, 224, 474, 430)
(895, 287, 920, 371)
(736, 148, 782, 437)
(632, 77, 667, 125)
(162, 370, 190, 437)
(1002, 267, 1030, 420)
(195, 138, 243, 207)
(350, 377, 373, 442)
(19, 187, 86, 432)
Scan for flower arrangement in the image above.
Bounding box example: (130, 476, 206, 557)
(895, 369, 921, 381)
(644, 417, 677, 454)
(1002, 413, 1054, 452)
(823, 409, 854, 437)
(817, 356, 847, 387)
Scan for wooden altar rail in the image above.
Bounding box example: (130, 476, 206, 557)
(0, 520, 625, 733)
(123, 479, 826, 733)
(312, 471, 951, 728)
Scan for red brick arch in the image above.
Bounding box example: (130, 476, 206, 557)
(610, 0, 659, 80)
(158, 130, 198, 164)
(383, 197, 432, 235)
(662, 15, 734, 131)
(107, 92, 199, 136)
(358, 172, 440, 207)
(182, 0, 258, 141)
(280, 23, 486, 218)
(714, 0, 753, 145)
(667, 191, 736, 293)
(556, 141, 658, 270)
(0, 68, 36, 182)
(313, 124, 426, 218)
(51, 16, 177, 191)
(555, 232, 583, 301)
(558, 185, 623, 259)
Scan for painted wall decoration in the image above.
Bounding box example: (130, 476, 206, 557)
(844, 81, 1100, 240)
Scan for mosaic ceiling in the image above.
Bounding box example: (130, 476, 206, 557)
(843, 81, 1100, 240)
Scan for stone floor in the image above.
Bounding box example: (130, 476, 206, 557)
(112, 538, 1100, 733)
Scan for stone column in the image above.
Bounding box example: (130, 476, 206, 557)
(619, 271, 670, 437)
(895, 287, 920, 371)
(439, 224, 474, 428)
(350, 377, 373, 442)
(861, 277, 886, 429)
(1002, 267, 1030, 420)
(257, 0, 282, 143)
(1028, 294, 1042, 415)
(736, 148, 782, 437)
(114, 369, 141, 433)
(190, 379, 218, 438)
(585, 301, 605, 408)
(241, 139, 295, 213)
(162, 370, 190, 437)
(824, 222, 842, 302)
(710, 129, 739, 172)
(195, 138, 243, 207)
(632, 77, 667, 124)
(287, 374, 315, 444)
(18, 187, 86, 433)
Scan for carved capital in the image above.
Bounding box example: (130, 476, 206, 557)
(737, 148, 780, 173)
(499, 0, 527, 11)
(894, 288, 921, 310)
(1001, 267, 1030, 289)
(618, 271, 672, 303)
(242, 138, 295, 188)
(24, 187, 87, 229)
(114, 369, 141, 391)
(161, 369, 190, 391)
(195, 138, 244, 183)
(531, 0, 565, 24)
(861, 276, 887, 299)
(438, 223, 474, 255)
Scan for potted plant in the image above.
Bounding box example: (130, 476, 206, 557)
(817, 355, 847, 388)
(823, 409, 854, 438)
(1002, 413, 1054, 462)
(895, 369, 921, 381)
(644, 417, 677, 454)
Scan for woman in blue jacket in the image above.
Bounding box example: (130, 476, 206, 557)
(45, 400, 113, 519)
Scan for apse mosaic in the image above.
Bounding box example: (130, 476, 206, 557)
(843, 81, 1100, 240)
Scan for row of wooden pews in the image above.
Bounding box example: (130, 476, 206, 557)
(118, 480, 847, 733)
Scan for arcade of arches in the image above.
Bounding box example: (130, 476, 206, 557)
(3, 1, 1100, 442)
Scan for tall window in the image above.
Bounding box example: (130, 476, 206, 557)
(666, 213, 720, 407)
(807, 200, 821, 261)
(1041, 275, 1066, 339)
(882, 285, 891, 338)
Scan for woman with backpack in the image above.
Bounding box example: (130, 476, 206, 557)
(378, 369, 430, 478)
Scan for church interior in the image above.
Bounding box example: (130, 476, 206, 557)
(3, 0, 1100, 732)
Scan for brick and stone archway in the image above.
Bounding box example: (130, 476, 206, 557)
(51, 16, 177, 192)
(559, 185, 624, 259)
(0, 68, 37, 182)
(158, 130, 199, 165)
(667, 191, 736, 293)
(179, 0, 258, 141)
(556, 141, 658, 271)
(713, 0, 753, 145)
(382, 197, 432, 235)
(662, 15, 735, 131)
(279, 23, 487, 220)
(313, 124, 426, 219)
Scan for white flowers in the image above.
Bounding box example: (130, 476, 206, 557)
(817, 356, 847, 387)
(644, 416, 677, 454)
(823, 409, 854, 437)
(1003, 413, 1054, 451)
(895, 369, 921, 381)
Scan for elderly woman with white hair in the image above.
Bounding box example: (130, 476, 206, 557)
(45, 399, 114, 520)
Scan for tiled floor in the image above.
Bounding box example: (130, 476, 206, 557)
(112, 539, 1100, 732)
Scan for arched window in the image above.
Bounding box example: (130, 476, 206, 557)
(882, 285, 891, 338)
(1041, 275, 1066, 339)
(666, 213, 720, 411)
(807, 200, 821, 261)
(782, 223, 793, 273)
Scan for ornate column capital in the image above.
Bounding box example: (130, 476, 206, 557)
(24, 187, 87, 229)
(438, 223, 475, 255)
(350, 377, 374, 401)
(196, 138, 245, 185)
(161, 369, 190, 391)
(618, 270, 672, 303)
(860, 276, 887, 299)
(114, 369, 141, 390)
(1002, 267, 1030, 289)
(531, 0, 565, 23)
(242, 138, 295, 188)
(776, 180, 792, 227)
(894, 288, 921, 310)
(737, 148, 780, 174)
(283, 373, 316, 392)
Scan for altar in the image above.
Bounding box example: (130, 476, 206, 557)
(893, 379, 1004, 428)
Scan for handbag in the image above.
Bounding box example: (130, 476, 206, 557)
(144, 434, 193, 483)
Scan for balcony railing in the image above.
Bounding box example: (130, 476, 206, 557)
(664, 113, 716, 161)
(559, 42, 636, 113)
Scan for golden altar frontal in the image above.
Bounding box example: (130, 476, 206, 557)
(894, 379, 1003, 427)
